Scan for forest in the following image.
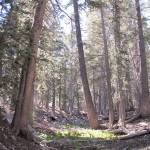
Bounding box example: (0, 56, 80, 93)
(0, 0, 150, 149)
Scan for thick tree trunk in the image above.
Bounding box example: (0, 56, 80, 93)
(12, 0, 47, 141)
(135, 0, 150, 117)
(100, 0, 114, 128)
(114, 0, 126, 127)
(11, 63, 27, 134)
(129, 41, 141, 112)
(73, 0, 100, 129)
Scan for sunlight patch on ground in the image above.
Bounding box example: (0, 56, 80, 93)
(36, 125, 115, 142)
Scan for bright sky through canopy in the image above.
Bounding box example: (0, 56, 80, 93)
(60, 0, 150, 35)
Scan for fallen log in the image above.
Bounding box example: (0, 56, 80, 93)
(125, 113, 141, 124)
(119, 130, 150, 140)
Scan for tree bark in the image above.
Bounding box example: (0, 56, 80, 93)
(135, 0, 150, 117)
(113, 0, 126, 127)
(52, 78, 56, 113)
(73, 0, 100, 129)
(92, 69, 96, 110)
(12, 0, 47, 141)
(58, 75, 62, 111)
(62, 62, 67, 112)
(99, 0, 114, 128)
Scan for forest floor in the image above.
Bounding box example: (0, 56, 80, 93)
(0, 107, 150, 150)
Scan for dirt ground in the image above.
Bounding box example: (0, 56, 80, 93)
(0, 108, 150, 150)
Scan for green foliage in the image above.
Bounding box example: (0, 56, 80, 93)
(36, 132, 54, 141)
(58, 126, 115, 139)
(56, 131, 63, 138)
(36, 126, 115, 143)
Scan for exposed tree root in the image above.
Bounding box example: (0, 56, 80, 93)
(20, 126, 34, 141)
(12, 125, 35, 142)
(119, 130, 150, 140)
(109, 127, 129, 135)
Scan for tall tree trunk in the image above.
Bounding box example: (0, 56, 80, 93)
(62, 63, 67, 111)
(129, 41, 141, 112)
(76, 84, 80, 114)
(73, 0, 100, 129)
(135, 0, 150, 117)
(52, 78, 56, 113)
(12, 0, 47, 141)
(58, 75, 62, 111)
(98, 87, 102, 115)
(113, 0, 126, 127)
(92, 69, 96, 110)
(45, 89, 50, 111)
(68, 64, 74, 113)
(100, 0, 114, 128)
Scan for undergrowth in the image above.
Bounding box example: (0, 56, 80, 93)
(36, 125, 115, 141)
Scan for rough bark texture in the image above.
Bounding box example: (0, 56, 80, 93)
(135, 0, 150, 117)
(129, 41, 141, 112)
(100, 0, 114, 128)
(12, 0, 47, 140)
(114, 0, 126, 127)
(73, 0, 100, 129)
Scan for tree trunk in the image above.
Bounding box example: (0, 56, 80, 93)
(92, 69, 96, 110)
(129, 41, 141, 112)
(76, 84, 80, 114)
(12, 0, 47, 141)
(52, 78, 56, 113)
(98, 88, 102, 115)
(62, 63, 67, 112)
(58, 75, 62, 111)
(99, 0, 114, 128)
(113, 0, 126, 127)
(68, 64, 74, 113)
(73, 0, 100, 129)
(46, 89, 50, 111)
(135, 0, 150, 117)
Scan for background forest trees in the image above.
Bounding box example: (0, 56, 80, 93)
(0, 0, 150, 140)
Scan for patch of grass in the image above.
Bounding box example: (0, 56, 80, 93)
(79, 129, 115, 138)
(36, 132, 53, 141)
(36, 126, 115, 142)
(56, 131, 63, 138)
(56, 128, 114, 139)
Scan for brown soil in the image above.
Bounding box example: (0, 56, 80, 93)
(0, 108, 150, 150)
